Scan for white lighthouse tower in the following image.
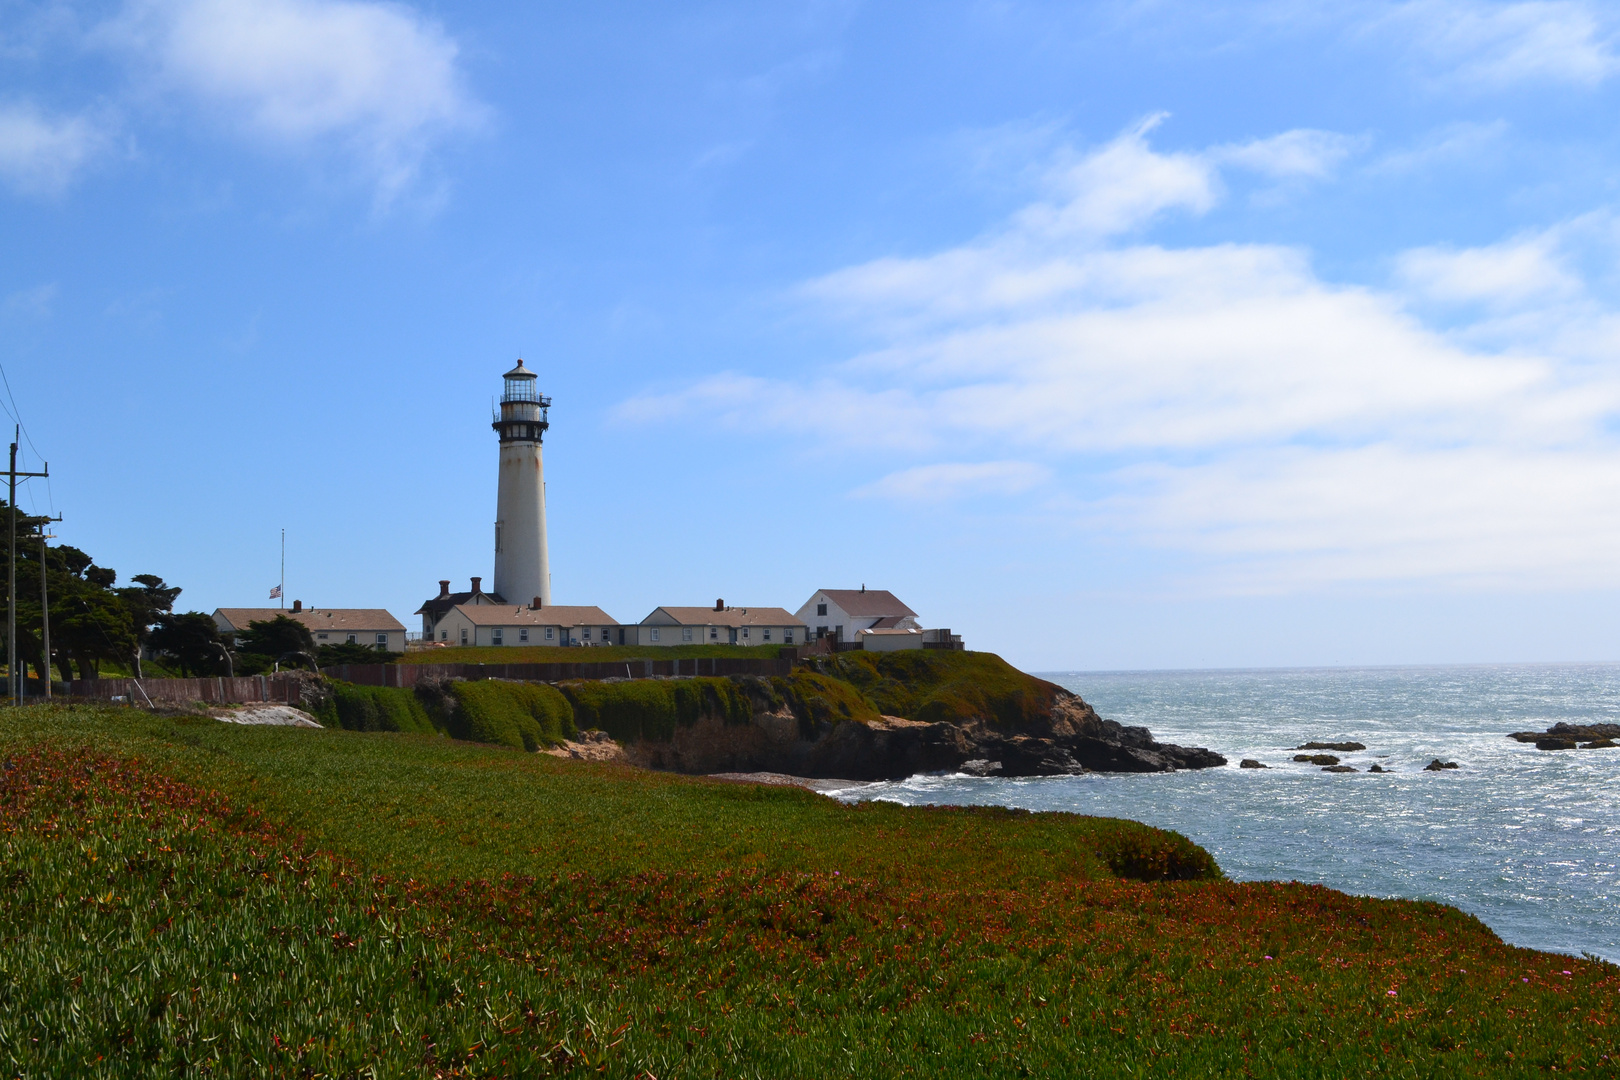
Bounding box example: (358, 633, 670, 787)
(492, 360, 551, 608)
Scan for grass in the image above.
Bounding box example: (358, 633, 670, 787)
(814, 650, 1066, 728)
(1, 704, 1617, 1077)
(397, 643, 789, 665)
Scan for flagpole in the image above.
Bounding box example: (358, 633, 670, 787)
(280, 528, 285, 610)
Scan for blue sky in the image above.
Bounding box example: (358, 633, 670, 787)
(5, 0, 1620, 671)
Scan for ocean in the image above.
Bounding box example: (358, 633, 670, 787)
(828, 664, 1620, 962)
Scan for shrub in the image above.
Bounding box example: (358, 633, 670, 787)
(775, 671, 881, 734)
(323, 682, 436, 735)
(563, 677, 757, 744)
(1090, 819, 1222, 882)
(447, 681, 576, 752)
(824, 650, 1063, 729)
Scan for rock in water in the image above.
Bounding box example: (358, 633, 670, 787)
(1296, 741, 1366, 752)
(1536, 738, 1578, 751)
(1239, 759, 1267, 769)
(1322, 765, 1357, 773)
(959, 759, 1004, 777)
(1424, 759, 1460, 771)
(1293, 753, 1340, 765)
(1368, 763, 1388, 773)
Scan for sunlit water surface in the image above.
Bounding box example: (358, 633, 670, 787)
(827, 664, 1620, 961)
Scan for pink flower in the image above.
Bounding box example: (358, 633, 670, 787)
(1386, 990, 1397, 997)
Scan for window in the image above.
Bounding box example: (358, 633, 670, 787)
(545, 627, 554, 640)
(440, 630, 448, 641)
(784, 630, 794, 644)
(347, 634, 357, 644)
(651, 628, 660, 642)
(519, 628, 529, 642)
(495, 522, 502, 553)
(681, 628, 693, 641)
(601, 628, 610, 641)
(741, 628, 749, 639)
(317, 633, 328, 640)
(817, 603, 827, 616)
(460, 628, 468, 645)
(493, 630, 504, 645)
(376, 634, 387, 646)
(763, 629, 771, 641)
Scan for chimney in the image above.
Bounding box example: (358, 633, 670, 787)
(860, 584, 866, 593)
(471, 576, 482, 594)
(438, 580, 450, 598)
(533, 596, 543, 610)
(292, 600, 302, 613)
(715, 598, 724, 611)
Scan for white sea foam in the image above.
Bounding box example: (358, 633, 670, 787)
(833, 664, 1620, 962)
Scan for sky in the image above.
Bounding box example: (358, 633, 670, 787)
(4, 0, 1620, 672)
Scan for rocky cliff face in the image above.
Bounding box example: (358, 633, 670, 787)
(624, 687, 1224, 780)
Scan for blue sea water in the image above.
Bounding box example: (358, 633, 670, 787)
(829, 664, 1620, 962)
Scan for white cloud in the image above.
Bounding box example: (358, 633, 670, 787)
(854, 462, 1050, 502)
(1396, 233, 1580, 306)
(0, 102, 110, 195)
(1387, 0, 1618, 87)
(624, 121, 1620, 590)
(1214, 129, 1361, 180)
(102, 0, 484, 200)
(0, 283, 58, 320)
(1018, 114, 1218, 238)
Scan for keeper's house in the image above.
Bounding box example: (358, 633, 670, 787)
(213, 602, 408, 653)
(795, 588, 918, 643)
(632, 601, 806, 646)
(429, 603, 619, 648)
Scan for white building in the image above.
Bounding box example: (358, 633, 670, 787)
(635, 602, 807, 646)
(415, 577, 505, 639)
(213, 602, 408, 653)
(795, 588, 918, 643)
(430, 603, 619, 648)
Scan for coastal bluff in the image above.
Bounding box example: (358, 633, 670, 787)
(613, 652, 1226, 780)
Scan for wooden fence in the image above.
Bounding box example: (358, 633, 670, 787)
(322, 656, 793, 688)
(60, 675, 309, 708)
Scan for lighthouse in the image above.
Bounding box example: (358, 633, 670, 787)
(492, 360, 551, 608)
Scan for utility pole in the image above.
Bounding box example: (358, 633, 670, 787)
(38, 515, 60, 701)
(7, 429, 47, 707)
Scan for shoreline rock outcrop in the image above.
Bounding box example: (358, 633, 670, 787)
(625, 686, 1225, 781)
(1509, 723, 1620, 751)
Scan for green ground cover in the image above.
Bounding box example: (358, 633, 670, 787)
(811, 650, 1065, 727)
(1, 705, 1616, 1077)
(396, 643, 788, 665)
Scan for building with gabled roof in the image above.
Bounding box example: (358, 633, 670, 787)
(415, 577, 506, 640)
(430, 602, 619, 648)
(795, 588, 918, 643)
(213, 602, 407, 653)
(634, 601, 807, 647)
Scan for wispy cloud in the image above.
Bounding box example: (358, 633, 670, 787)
(1384, 0, 1619, 88)
(623, 119, 1620, 590)
(855, 462, 1050, 502)
(0, 102, 112, 195)
(99, 0, 486, 202)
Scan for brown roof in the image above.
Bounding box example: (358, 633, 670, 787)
(214, 608, 406, 633)
(643, 606, 805, 628)
(415, 588, 506, 619)
(816, 589, 916, 619)
(447, 604, 617, 627)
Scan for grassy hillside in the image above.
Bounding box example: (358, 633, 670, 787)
(814, 649, 1067, 727)
(1, 705, 1615, 1077)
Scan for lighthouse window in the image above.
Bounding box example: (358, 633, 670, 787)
(495, 524, 502, 553)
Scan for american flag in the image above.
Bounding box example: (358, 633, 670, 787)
(269, 585, 283, 599)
